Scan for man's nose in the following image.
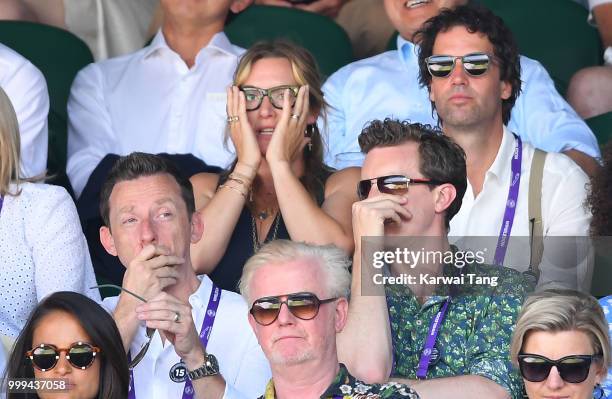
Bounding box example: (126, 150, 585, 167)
(449, 59, 469, 84)
(139, 218, 157, 244)
(276, 302, 297, 326)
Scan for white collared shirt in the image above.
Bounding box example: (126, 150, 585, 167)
(449, 127, 592, 290)
(0, 43, 49, 178)
(103, 275, 270, 399)
(67, 30, 241, 197)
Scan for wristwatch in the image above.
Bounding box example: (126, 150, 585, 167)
(187, 353, 220, 380)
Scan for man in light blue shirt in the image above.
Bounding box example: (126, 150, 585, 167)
(322, 0, 600, 175)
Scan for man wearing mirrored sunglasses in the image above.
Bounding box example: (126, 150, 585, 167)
(417, 5, 592, 292)
(238, 239, 420, 399)
(321, 0, 600, 177)
(338, 119, 531, 399)
(98, 152, 270, 399)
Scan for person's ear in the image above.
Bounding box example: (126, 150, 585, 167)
(334, 298, 349, 333)
(100, 226, 118, 256)
(434, 183, 457, 214)
(190, 211, 204, 244)
(230, 0, 252, 14)
(500, 80, 512, 100)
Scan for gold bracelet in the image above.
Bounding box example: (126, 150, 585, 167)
(227, 175, 247, 186)
(229, 170, 254, 183)
(219, 184, 247, 199)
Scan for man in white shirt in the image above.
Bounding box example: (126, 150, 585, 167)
(417, 5, 592, 290)
(322, 0, 600, 177)
(67, 0, 252, 198)
(0, 43, 48, 178)
(99, 153, 270, 399)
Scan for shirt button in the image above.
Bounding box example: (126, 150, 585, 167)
(416, 320, 423, 326)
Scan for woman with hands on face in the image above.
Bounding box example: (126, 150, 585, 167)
(190, 40, 359, 291)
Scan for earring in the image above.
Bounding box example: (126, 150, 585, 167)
(594, 383, 605, 399)
(308, 142, 312, 152)
(305, 123, 317, 138)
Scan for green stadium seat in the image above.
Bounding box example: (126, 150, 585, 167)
(479, 0, 602, 96)
(225, 5, 353, 78)
(586, 111, 612, 146)
(0, 21, 94, 194)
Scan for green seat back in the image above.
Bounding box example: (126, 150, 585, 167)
(586, 111, 612, 146)
(479, 0, 602, 96)
(0, 21, 93, 192)
(225, 5, 353, 78)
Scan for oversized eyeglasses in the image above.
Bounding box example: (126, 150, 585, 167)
(517, 353, 602, 383)
(357, 175, 446, 200)
(240, 85, 299, 111)
(425, 52, 495, 78)
(27, 342, 100, 371)
(250, 292, 337, 326)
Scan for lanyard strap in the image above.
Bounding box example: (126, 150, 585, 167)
(128, 284, 222, 399)
(0, 195, 3, 216)
(493, 134, 522, 266)
(416, 298, 451, 379)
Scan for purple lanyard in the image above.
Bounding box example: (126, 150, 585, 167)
(128, 284, 222, 399)
(492, 134, 522, 266)
(416, 298, 450, 379)
(0, 195, 3, 216)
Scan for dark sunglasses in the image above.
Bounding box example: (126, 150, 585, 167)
(240, 85, 299, 111)
(425, 52, 495, 78)
(250, 292, 337, 326)
(27, 342, 100, 371)
(357, 175, 446, 200)
(517, 353, 602, 383)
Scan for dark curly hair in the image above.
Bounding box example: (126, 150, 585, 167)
(358, 119, 467, 229)
(416, 5, 522, 125)
(588, 143, 612, 236)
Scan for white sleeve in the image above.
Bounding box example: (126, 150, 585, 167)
(589, 0, 612, 10)
(27, 186, 100, 302)
(3, 58, 49, 178)
(67, 64, 115, 198)
(321, 67, 350, 168)
(508, 57, 600, 158)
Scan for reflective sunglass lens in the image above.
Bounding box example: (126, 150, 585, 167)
(251, 299, 282, 326)
(68, 344, 96, 369)
(287, 294, 318, 320)
(357, 180, 372, 200)
(463, 54, 490, 76)
(520, 357, 551, 382)
(427, 57, 455, 77)
(32, 347, 58, 371)
(380, 176, 409, 195)
(558, 359, 590, 383)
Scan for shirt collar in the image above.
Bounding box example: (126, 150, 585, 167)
(189, 274, 213, 310)
(143, 30, 240, 62)
(486, 126, 516, 183)
(397, 35, 419, 66)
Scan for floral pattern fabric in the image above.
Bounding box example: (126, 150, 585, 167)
(385, 262, 533, 399)
(259, 363, 420, 399)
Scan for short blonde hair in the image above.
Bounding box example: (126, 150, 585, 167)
(510, 289, 611, 370)
(238, 240, 351, 305)
(0, 86, 22, 196)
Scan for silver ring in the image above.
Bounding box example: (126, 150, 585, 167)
(291, 114, 300, 120)
(173, 312, 180, 323)
(226, 115, 239, 123)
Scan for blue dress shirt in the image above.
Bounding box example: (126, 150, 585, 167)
(321, 36, 600, 168)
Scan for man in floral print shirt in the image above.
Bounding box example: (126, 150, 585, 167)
(338, 119, 532, 399)
(239, 240, 420, 399)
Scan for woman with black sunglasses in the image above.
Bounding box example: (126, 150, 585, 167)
(2, 291, 129, 398)
(190, 40, 360, 292)
(510, 289, 610, 399)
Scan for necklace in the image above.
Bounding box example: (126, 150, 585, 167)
(252, 212, 281, 252)
(255, 206, 277, 220)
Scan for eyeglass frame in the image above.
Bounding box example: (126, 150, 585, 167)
(26, 341, 101, 371)
(239, 85, 300, 111)
(425, 52, 499, 78)
(357, 174, 448, 200)
(517, 353, 603, 383)
(249, 291, 338, 326)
